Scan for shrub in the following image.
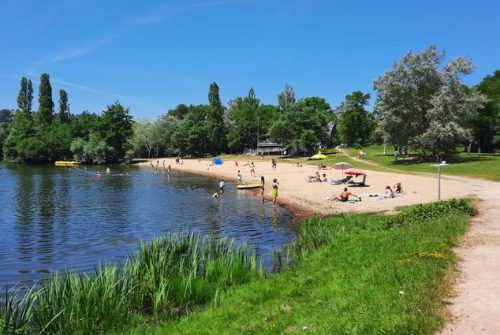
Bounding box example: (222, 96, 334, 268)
(385, 198, 476, 228)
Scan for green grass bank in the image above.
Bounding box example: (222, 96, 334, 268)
(117, 199, 475, 335)
(350, 145, 500, 181)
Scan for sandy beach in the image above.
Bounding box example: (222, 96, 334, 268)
(141, 158, 477, 217)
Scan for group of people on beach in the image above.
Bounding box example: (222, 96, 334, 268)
(330, 182, 403, 202)
(215, 161, 280, 207)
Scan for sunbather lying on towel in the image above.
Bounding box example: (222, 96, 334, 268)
(329, 175, 353, 184)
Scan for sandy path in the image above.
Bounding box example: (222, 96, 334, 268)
(142, 156, 500, 334)
(437, 176, 500, 335)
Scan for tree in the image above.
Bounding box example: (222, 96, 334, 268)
(336, 91, 374, 145)
(277, 84, 296, 112)
(98, 102, 133, 162)
(58, 89, 70, 123)
(207, 82, 227, 154)
(374, 45, 486, 155)
(17, 77, 33, 116)
(0, 109, 14, 159)
(226, 88, 261, 152)
(301, 129, 318, 155)
(37, 73, 54, 125)
(467, 70, 500, 151)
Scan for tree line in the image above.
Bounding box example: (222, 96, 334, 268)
(1, 45, 498, 164)
(1, 73, 133, 164)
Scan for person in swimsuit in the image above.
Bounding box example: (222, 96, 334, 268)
(332, 187, 357, 202)
(237, 170, 242, 184)
(250, 162, 255, 177)
(260, 176, 265, 202)
(384, 185, 394, 198)
(219, 179, 225, 195)
(272, 178, 279, 207)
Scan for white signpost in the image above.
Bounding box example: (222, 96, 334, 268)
(431, 161, 448, 200)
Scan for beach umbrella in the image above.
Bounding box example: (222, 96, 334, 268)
(310, 153, 327, 160)
(345, 169, 366, 176)
(333, 162, 353, 177)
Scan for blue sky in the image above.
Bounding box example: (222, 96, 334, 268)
(1, 0, 498, 119)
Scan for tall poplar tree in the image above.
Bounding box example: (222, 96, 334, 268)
(17, 77, 33, 117)
(207, 82, 227, 154)
(58, 89, 70, 123)
(37, 73, 54, 125)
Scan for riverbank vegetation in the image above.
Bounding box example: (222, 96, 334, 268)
(2, 47, 498, 164)
(0, 234, 262, 335)
(0, 199, 475, 334)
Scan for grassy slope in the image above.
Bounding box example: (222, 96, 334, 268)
(119, 209, 469, 335)
(350, 145, 500, 181)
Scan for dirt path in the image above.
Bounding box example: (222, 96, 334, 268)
(338, 148, 500, 334)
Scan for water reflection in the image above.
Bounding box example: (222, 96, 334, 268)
(0, 164, 297, 288)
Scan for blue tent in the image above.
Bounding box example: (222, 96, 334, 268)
(213, 156, 223, 165)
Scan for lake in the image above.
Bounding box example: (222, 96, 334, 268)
(0, 163, 297, 289)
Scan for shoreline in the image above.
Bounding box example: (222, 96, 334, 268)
(138, 157, 480, 218)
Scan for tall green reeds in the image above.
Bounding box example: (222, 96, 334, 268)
(1, 233, 263, 335)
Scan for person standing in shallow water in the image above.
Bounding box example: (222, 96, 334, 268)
(219, 179, 225, 195)
(272, 178, 279, 207)
(260, 176, 265, 202)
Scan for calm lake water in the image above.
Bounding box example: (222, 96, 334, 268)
(0, 163, 296, 289)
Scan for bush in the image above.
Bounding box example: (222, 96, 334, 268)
(385, 198, 476, 228)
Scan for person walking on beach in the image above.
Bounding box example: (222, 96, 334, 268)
(271, 159, 277, 170)
(250, 162, 255, 177)
(260, 176, 265, 202)
(272, 178, 279, 207)
(237, 170, 242, 184)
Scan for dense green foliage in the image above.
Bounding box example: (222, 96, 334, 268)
(468, 70, 500, 151)
(3, 75, 133, 164)
(132, 85, 334, 158)
(0, 234, 262, 335)
(385, 198, 476, 228)
(374, 45, 488, 156)
(336, 91, 374, 145)
(117, 200, 473, 335)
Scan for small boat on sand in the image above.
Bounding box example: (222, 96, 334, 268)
(236, 184, 261, 190)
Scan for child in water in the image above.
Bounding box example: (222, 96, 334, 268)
(272, 178, 279, 207)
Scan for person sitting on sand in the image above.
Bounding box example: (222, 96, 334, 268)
(332, 187, 358, 202)
(384, 185, 394, 198)
(394, 182, 403, 193)
(321, 173, 327, 182)
(307, 171, 322, 183)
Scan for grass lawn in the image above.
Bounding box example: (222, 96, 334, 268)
(117, 200, 473, 335)
(350, 145, 500, 181)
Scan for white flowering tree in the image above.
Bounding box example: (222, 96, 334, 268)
(374, 45, 487, 156)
